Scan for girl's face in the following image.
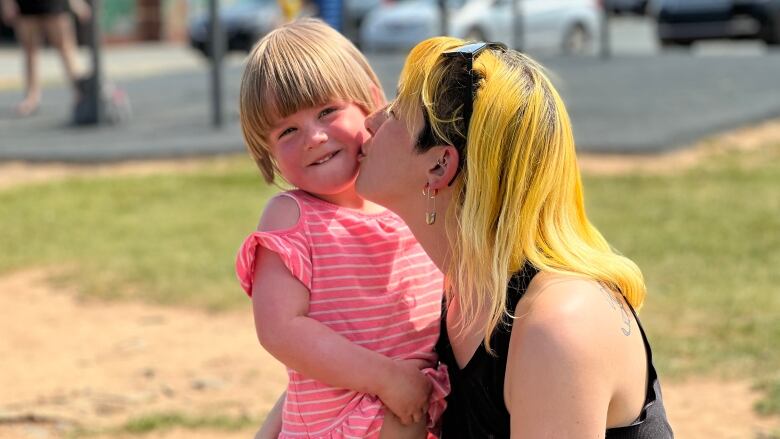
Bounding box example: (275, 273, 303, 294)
(356, 102, 426, 210)
(268, 101, 369, 197)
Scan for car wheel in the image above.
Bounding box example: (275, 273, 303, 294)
(761, 21, 780, 46)
(465, 27, 486, 43)
(191, 41, 210, 58)
(562, 23, 591, 55)
(659, 38, 693, 49)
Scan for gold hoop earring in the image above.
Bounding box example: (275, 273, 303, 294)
(424, 185, 438, 225)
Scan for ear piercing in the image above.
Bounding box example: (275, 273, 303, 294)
(423, 184, 438, 225)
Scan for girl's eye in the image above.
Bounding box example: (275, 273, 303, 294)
(319, 107, 338, 118)
(278, 127, 296, 139)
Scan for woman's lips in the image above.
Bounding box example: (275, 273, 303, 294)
(357, 142, 368, 161)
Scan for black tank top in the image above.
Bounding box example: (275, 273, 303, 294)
(435, 265, 674, 438)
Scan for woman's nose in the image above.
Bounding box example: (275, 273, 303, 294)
(365, 110, 380, 135)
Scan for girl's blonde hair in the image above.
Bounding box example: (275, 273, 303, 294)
(239, 18, 384, 183)
(393, 37, 646, 351)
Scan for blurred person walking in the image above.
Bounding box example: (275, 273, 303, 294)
(0, 0, 91, 116)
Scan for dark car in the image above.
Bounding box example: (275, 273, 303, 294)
(606, 0, 649, 15)
(655, 0, 780, 47)
(188, 0, 282, 56)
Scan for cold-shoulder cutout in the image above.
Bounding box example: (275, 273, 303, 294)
(235, 193, 312, 296)
(257, 193, 302, 233)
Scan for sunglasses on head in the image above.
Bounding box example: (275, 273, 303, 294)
(439, 41, 507, 185)
(441, 41, 507, 138)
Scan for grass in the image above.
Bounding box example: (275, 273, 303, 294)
(70, 411, 262, 437)
(1, 144, 779, 416)
(0, 156, 276, 310)
(582, 143, 780, 414)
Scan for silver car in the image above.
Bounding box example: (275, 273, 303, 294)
(188, 0, 282, 56)
(361, 0, 603, 55)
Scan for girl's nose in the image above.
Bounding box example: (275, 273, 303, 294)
(306, 128, 328, 149)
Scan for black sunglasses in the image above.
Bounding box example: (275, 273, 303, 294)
(441, 41, 507, 139)
(439, 41, 507, 185)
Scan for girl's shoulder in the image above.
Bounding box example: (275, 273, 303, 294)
(256, 191, 306, 234)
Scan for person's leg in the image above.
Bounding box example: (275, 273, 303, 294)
(41, 13, 82, 87)
(14, 16, 42, 115)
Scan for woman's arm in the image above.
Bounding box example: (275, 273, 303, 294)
(255, 392, 285, 439)
(505, 278, 618, 438)
(250, 196, 433, 425)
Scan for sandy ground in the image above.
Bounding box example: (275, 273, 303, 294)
(1, 120, 780, 438)
(1, 270, 778, 439)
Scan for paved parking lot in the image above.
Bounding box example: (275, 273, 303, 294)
(1, 17, 779, 161)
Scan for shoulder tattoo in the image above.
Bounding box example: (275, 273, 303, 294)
(599, 284, 631, 336)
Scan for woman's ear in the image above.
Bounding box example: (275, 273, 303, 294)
(427, 146, 460, 191)
(370, 83, 386, 109)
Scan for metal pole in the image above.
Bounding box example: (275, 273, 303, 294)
(600, 4, 611, 59)
(438, 0, 448, 36)
(208, 0, 224, 127)
(85, 0, 105, 125)
(511, 0, 523, 51)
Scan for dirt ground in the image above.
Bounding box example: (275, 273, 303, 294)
(1, 270, 778, 439)
(2, 120, 780, 438)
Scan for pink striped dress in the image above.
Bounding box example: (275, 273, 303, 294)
(236, 190, 449, 438)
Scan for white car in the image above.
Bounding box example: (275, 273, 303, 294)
(361, 0, 603, 55)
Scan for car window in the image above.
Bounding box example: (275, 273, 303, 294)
(398, 0, 466, 8)
(231, 0, 275, 5)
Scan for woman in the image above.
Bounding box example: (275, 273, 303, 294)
(356, 37, 673, 438)
(0, 0, 90, 116)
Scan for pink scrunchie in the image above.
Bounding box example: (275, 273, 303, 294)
(422, 363, 450, 437)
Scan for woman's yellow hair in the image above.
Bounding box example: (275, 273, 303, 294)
(394, 37, 646, 351)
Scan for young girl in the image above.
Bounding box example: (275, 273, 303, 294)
(235, 19, 448, 438)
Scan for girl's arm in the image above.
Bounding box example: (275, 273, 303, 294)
(255, 391, 285, 439)
(251, 196, 432, 425)
(253, 248, 432, 425)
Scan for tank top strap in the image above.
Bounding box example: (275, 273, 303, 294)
(623, 300, 662, 406)
(625, 300, 656, 374)
(490, 264, 540, 356)
(505, 263, 540, 314)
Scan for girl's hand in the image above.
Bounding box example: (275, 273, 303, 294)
(378, 359, 433, 426)
(1, 0, 19, 26)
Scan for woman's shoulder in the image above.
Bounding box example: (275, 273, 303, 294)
(511, 272, 641, 370)
(504, 273, 647, 427)
(516, 272, 606, 319)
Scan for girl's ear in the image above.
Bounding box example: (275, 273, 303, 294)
(370, 83, 386, 109)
